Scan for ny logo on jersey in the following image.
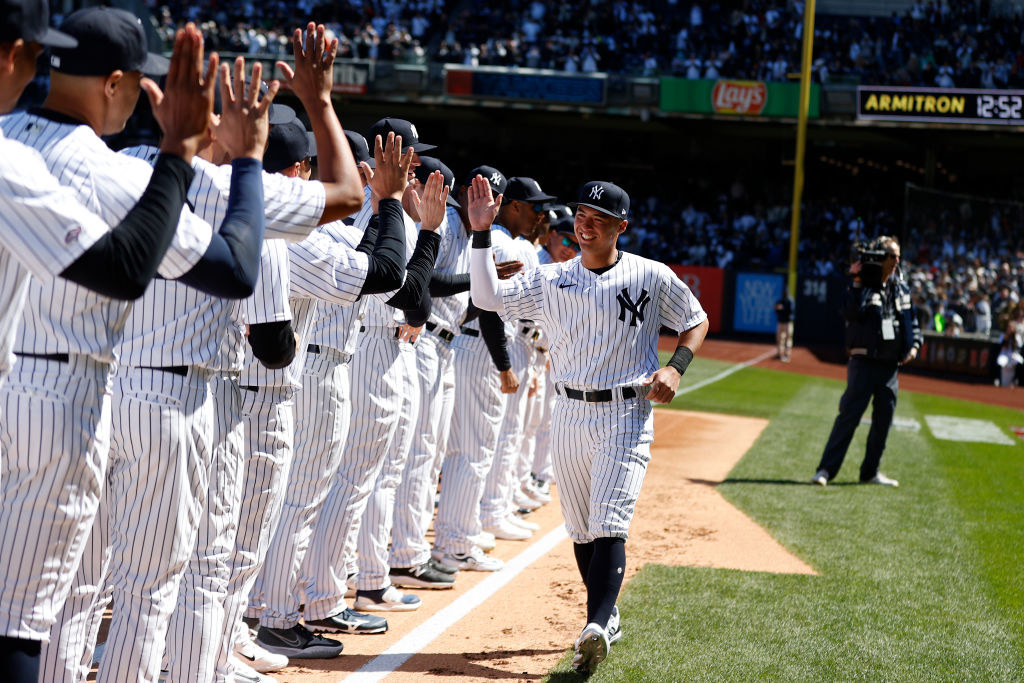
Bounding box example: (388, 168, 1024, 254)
(589, 185, 605, 200)
(617, 288, 650, 327)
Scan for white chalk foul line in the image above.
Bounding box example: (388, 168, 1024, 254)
(343, 524, 570, 682)
(675, 348, 777, 398)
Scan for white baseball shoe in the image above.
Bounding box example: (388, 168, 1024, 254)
(484, 518, 532, 540)
(506, 514, 539, 531)
(524, 480, 552, 504)
(572, 622, 610, 673)
(230, 655, 279, 683)
(432, 545, 504, 571)
(468, 530, 496, 551)
(513, 490, 543, 511)
(234, 629, 289, 672)
(353, 585, 421, 612)
(811, 469, 829, 487)
(606, 606, 623, 644)
(863, 472, 899, 487)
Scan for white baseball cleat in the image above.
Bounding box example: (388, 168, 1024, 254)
(606, 606, 623, 644)
(811, 470, 828, 487)
(572, 622, 610, 673)
(468, 530, 496, 551)
(230, 654, 279, 682)
(234, 629, 289, 672)
(506, 514, 539, 531)
(863, 472, 899, 487)
(432, 545, 504, 571)
(484, 518, 532, 541)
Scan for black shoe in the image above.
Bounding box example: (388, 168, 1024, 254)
(254, 624, 343, 659)
(390, 562, 456, 589)
(305, 608, 388, 635)
(241, 615, 259, 632)
(428, 558, 458, 575)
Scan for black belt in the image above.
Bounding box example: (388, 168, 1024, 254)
(359, 325, 401, 339)
(563, 387, 637, 403)
(425, 321, 455, 343)
(307, 344, 323, 354)
(460, 326, 479, 337)
(241, 385, 260, 393)
(139, 365, 188, 377)
(15, 352, 69, 362)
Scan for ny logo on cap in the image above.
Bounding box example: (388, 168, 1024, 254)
(410, 123, 419, 139)
(589, 185, 605, 200)
(617, 288, 650, 327)
(490, 172, 503, 185)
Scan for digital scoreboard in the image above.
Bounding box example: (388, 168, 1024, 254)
(857, 85, 1024, 125)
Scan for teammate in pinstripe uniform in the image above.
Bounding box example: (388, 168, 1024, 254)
(0, 14, 222, 680)
(431, 167, 523, 572)
(479, 177, 556, 542)
(469, 178, 709, 673)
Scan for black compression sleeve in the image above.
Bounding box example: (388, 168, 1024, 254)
(247, 320, 297, 369)
(359, 198, 406, 294)
(429, 271, 471, 297)
(59, 154, 194, 300)
(176, 158, 265, 298)
(667, 345, 694, 375)
(355, 213, 379, 256)
(471, 230, 491, 248)
(479, 310, 511, 371)
(405, 290, 432, 327)
(385, 230, 441, 309)
(462, 300, 481, 325)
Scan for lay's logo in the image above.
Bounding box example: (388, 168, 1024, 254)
(711, 80, 767, 115)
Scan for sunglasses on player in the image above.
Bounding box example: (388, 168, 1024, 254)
(561, 235, 580, 250)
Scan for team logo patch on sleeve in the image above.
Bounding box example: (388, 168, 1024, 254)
(65, 226, 82, 244)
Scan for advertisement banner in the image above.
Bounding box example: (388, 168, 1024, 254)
(444, 66, 606, 105)
(914, 333, 997, 378)
(668, 265, 724, 333)
(733, 273, 784, 333)
(857, 85, 1024, 125)
(660, 79, 820, 118)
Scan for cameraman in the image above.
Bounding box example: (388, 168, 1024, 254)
(812, 236, 922, 487)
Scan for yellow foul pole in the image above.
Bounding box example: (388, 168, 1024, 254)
(787, 0, 817, 300)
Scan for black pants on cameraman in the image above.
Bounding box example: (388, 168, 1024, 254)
(817, 355, 898, 482)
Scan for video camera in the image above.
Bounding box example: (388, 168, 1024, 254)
(851, 238, 888, 289)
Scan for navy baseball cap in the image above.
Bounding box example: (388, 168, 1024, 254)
(569, 180, 630, 220)
(345, 129, 370, 164)
(1, 0, 77, 47)
(464, 165, 507, 195)
(547, 203, 575, 233)
(263, 121, 310, 173)
(49, 7, 168, 76)
(415, 156, 460, 208)
(504, 177, 556, 205)
(367, 117, 435, 154)
(306, 131, 317, 160)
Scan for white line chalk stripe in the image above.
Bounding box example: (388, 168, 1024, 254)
(343, 524, 571, 682)
(675, 349, 776, 398)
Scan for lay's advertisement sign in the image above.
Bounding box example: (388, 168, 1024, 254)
(660, 78, 820, 118)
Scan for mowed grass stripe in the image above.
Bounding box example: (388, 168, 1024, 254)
(546, 357, 1024, 680)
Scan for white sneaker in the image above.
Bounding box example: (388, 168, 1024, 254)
(353, 585, 421, 612)
(572, 622, 610, 673)
(864, 472, 899, 487)
(468, 530, 496, 551)
(484, 518, 532, 540)
(811, 469, 828, 487)
(606, 606, 622, 644)
(506, 515, 539, 531)
(230, 655, 279, 683)
(234, 630, 289, 673)
(524, 481, 551, 504)
(432, 545, 504, 571)
(513, 490, 543, 511)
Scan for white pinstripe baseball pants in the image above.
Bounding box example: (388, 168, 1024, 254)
(549, 395, 654, 543)
(254, 350, 349, 629)
(531, 363, 556, 484)
(517, 349, 544, 490)
(302, 328, 406, 614)
(358, 340, 419, 588)
(216, 386, 293, 682)
(0, 355, 112, 642)
(480, 335, 530, 529)
(432, 334, 506, 556)
(389, 333, 454, 569)
(165, 373, 245, 683)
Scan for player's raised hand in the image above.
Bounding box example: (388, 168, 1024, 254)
(495, 260, 524, 279)
(277, 22, 336, 105)
(412, 170, 448, 232)
(367, 132, 413, 202)
(468, 175, 501, 232)
(642, 366, 681, 404)
(144, 23, 218, 161)
(218, 58, 278, 161)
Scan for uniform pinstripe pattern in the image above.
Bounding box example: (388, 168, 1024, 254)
(218, 387, 294, 682)
(433, 334, 507, 555)
(389, 334, 455, 569)
(302, 327, 405, 615)
(166, 373, 245, 683)
(531, 363, 556, 483)
(480, 335, 531, 528)
(254, 353, 350, 628)
(357, 340, 419, 587)
(517, 352, 546, 488)
(0, 355, 111, 640)
(549, 398, 654, 542)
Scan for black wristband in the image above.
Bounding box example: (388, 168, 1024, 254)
(471, 231, 491, 249)
(667, 346, 694, 376)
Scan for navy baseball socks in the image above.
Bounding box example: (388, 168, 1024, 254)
(0, 635, 41, 683)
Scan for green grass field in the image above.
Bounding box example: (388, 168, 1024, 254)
(548, 356, 1024, 681)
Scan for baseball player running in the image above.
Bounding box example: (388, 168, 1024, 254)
(469, 178, 709, 674)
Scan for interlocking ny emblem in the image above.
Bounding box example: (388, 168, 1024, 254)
(589, 185, 605, 200)
(490, 172, 503, 186)
(616, 288, 650, 327)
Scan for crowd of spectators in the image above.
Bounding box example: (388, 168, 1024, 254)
(147, 0, 1024, 87)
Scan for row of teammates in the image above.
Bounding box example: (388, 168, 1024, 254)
(0, 1, 710, 681)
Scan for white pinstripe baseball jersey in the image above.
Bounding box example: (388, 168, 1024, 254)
(496, 253, 707, 388)
(537, 245, 554, 265)
(427, 206, 471, 331)
(0, 132, 108, 376)
(307, 220, 366, 355)
(0, 112, 213, 362)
